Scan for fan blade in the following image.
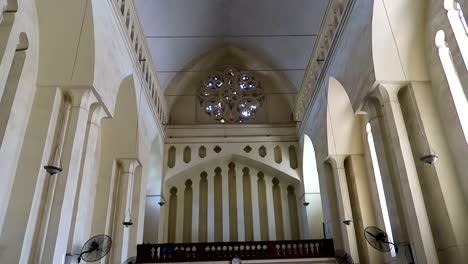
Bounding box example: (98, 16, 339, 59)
(366, 230, 378, 239)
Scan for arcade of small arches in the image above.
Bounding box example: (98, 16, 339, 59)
(0, 0, 467, 264)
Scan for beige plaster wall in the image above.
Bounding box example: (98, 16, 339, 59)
(0, 0, 39, 242)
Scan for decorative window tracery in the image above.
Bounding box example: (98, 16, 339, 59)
(436, 30, 468, 143)
(445, 0, 468, 70)
(198, 67, 264, 123)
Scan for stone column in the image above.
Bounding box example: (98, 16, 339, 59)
(68, 105, 106, 261)
(235, 166, 245, 241)
(367, 107, 407, 246)
(128, 167, 143, 257)
(361, 114, 398, 264)
(345, 154, 383, 263)
(409, 82, 468, 262)
(191, 177, 200, 242)
(33, 88, 96, 264)
(0, 47, 31, 235)
(377, 84, 438, 263)
(280, 184, 291, 240)
(265, 178, 276, 240)
(221, 164, 230, 242)
(327, 155, 360, 263)
(175, 182, 184, 243)
(250, 170, 260, 241)
(207, 169, 215, 242)
(109, 158, 140, 264)
(322, 161, 343, 249)
(0, 87, 63, 263)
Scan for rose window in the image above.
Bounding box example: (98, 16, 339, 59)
(198, 67, 264, 123)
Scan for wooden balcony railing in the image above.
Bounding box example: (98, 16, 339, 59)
(137, 239, 334, 263)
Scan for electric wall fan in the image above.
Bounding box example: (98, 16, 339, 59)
(364, 226, 397, 253)
(77, 234, 112, 263)
(123, 256, 137, 264)
(335, 249, 354, 264)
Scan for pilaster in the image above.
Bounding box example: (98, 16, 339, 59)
(411, 82, 468, 262)
(68, 105, 106, 261)
(221, 164, 230, 242)
(280, 184, 291, 240)
(110, 158, 140, 264)
(175, 181, 184, 243)
(0, 87, 62, 263)
(377, 83, 438, 263)
(207, 169, 214, 242)
(191, 177, 200, 242)
(128, 166, 143, 257)
(250, 170, 260, 241)
(235, 166, 245, 241)
(265, 178, 276, 240)
(35, 87, 96, 264)
(327, 155, 360, 263)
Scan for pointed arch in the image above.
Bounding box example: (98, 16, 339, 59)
(371, 0, 428, 81)
(301, 134, 324, 239)
(92, 75, 139, 236)
(165, 45, 296, 124)
(164, 153, 302, 187)
(327, 77, 362, 156)
(36, 0, 95, 86)
(0, 33, 29, 147)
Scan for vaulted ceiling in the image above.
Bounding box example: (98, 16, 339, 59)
(134, 0, 330, 92)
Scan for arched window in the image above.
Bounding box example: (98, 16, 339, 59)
(0, 0, 18, 65)
(445, 0, 468, 70)
(0, 33, 28, 147)
(436, 30, 468, 143)
(302, 135, 320, 195)
(366, 123, 396, 257)
(302, 135, 324, 238)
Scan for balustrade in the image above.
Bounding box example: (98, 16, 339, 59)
(137, 239, 334, 263)
(110, 0, 168, 128)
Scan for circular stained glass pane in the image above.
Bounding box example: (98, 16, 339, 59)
(198, 67, 263, 123)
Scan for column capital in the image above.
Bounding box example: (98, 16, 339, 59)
(325, 155, 347, 169)
(369, 83, 412, 106)
(88, 104, 107, 127)
(60, 86, 97, 109)
(118, 158, 141, 174)
(444, 0, 458, 11)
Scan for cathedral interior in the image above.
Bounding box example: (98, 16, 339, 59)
(0, 0, 468, 263)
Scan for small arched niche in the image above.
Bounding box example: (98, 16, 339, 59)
(183, 146, 191, 163)
(259, 145, 267, 158)
(167, 146, 176, 168)
(274, 146, 283, 164)
(198, 146, 207, 158)
(288, 145, 298, 169)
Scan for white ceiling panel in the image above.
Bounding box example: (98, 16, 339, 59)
(134, 0, 330, 91)
(227, 0, 328, 35)
(225, 35, 316, 70)
(134, 0, 227, 36)
(280, 70, 307, 89)
(147, 37, 222, 71)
